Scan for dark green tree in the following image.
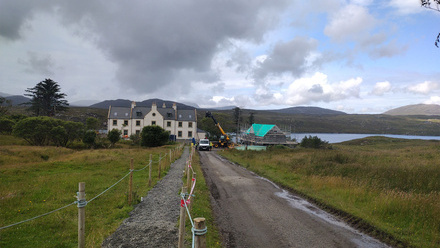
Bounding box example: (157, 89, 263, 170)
(108, 128, 121, 147)
(12, 116, 83, 146)
(86, 117, 100, 130)
(0, 118, 15, 134)
(25, 78, 69, 116)
(140, 125, 169, 147)
(13, 117, 56, 145)
(83, 130, 97, 148)
(0, 97, 12, 116)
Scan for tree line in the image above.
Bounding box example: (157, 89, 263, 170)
(1, 78, 171, 148)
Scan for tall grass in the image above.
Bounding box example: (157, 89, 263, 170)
(221, 137, 440, 248)
(0, 134, 183, 248)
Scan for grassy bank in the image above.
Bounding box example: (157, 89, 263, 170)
(0, 135, 182, 247)
(183, 149, 222, 247)
(221, 137, 440, 248)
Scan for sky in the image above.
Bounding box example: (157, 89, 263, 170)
(0, 0, 439, 114)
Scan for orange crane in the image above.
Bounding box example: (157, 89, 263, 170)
(205, 111, 234, 148)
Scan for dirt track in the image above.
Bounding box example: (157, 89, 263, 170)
(199, 150, 389, 248)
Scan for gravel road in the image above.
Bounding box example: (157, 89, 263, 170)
(199, 150, 389, 248)
(102, 147, 188, 248)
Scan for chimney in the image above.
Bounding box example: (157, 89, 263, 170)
(172, 103, 177, 111)
(162, 102, 166, 108)
(131, 101, 136, 109)
(152, 102, 157, 111)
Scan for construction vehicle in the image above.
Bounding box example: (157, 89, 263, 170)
(205, 111, 235, 148)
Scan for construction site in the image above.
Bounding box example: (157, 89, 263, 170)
(240, 123, 296, 146)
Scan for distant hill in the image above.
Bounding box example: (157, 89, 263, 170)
(70, 100, 100, 107)
(5, 95, 30, 105)
(383, 104, 440, 116)
(89, 98, 196, 110)
(268, 106, 346, 115)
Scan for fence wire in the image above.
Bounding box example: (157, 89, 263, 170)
(0, 145, 184, 231)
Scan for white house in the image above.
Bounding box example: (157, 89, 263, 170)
(107, 101, 197, 141)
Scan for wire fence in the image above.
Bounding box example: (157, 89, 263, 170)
(0, 144, 184, 237)
(178, 145, 207, 248)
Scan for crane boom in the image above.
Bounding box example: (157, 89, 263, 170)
(205, 111, 232, 147)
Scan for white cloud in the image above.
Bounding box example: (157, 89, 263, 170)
(285, 72, 362, 105)
(371, 81, 391, 96)
(424, 96, 440, 105)
(324, 4, 377, 43)
(407, 81, 439, 94)
(388, 0, 424, 14)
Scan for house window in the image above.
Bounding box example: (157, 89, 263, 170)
(188, 131, 193, 137)
(188, 122, 193, 128)
(152, 121, 156, 125)
(123, 130, 128, 136)
(167, 113, 172, 118)
(152, 113, 156, 116)
(135, 130, 140, 135)
(178, 131, 182, 137)
(113, 120, 117, 126)
(167, 121, 171, 127)
(136, 120, 140, 126)
(136, 111, 142, 117)
(124, 120, 128, 126)
(178, 122, 182, 127)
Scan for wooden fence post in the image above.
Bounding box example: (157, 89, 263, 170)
(128, 158, 133, 205)
(149, 154, 152, 187)
(170, 149, 172, 163)
(178, 187, 188, 248)
(78, 182, 86, 248)
(194, 217, 207, 248)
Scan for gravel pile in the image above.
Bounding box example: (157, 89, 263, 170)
(102, 147, 189, 248)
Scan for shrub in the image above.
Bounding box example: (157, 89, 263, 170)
(141, 125, 169, 147)
(108, 129, 122, 146)
(83, 130, 97, 148)
(0, 118, 15, 134)
(12, 116, 84, 146)
(300, 135, 330, 149)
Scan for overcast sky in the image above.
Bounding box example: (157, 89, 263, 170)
(0, 0, 439, 113)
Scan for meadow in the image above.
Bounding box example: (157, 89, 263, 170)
(0, 135, 183, 247)
(221, 136, 440, 248)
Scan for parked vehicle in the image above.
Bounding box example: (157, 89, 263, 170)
(198, 139, 212, 151)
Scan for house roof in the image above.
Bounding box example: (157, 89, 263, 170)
(246, 124, 275, 137)
(109, 104, 196, 121)
(109, 107, 131, 119)
(177, 109, 196, 121)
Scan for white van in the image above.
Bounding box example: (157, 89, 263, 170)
(198, 139, 211, 151)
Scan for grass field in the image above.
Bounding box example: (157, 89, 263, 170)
(0, 135, 183, 247)
(183, 148, 222, 247)
(221, 137, 440, 248)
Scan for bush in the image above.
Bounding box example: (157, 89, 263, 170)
(83, 130, 97, 148)
(0, 118, 15, 134)
(12, 116, 84, 146)
(141, 125, 169, 147)
(108, 129, 122, 146)
(300, 135, 330, 149)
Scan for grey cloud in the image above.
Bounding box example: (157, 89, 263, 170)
(308, 84, 323, 94)
(18, 51, 54, 75)
(2, 0, 289, 95)
(253, 37, 319, 83)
